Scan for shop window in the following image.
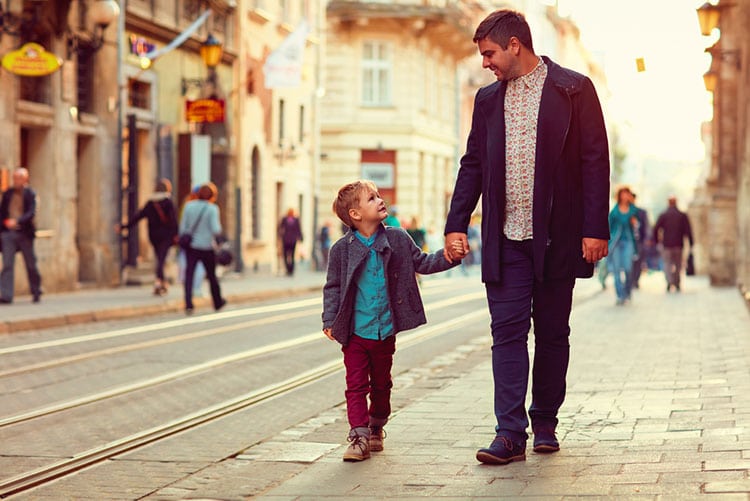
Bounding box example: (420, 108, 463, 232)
(128, 79, 151, 110)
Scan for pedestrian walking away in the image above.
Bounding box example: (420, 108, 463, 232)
(117, 178, 179, 296)
(322, 180, 457, 462)
(653, 195, 694, 292)
(179, 182, 226, 314)
(0, 167, 43, 304)
(443, 9, 610, 465)
(607, 186, 639, 305)
(278, 208, 303, 276)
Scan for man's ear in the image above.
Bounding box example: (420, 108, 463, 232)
(509, 37, 521, 55)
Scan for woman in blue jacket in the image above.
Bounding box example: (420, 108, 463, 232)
(607, 187, 638, 305)
(179, 182, 226, 313)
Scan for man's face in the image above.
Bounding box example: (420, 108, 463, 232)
(12, 171, 27, 189)
(355, 188, 387, 224)
(478, 38, 520, 81)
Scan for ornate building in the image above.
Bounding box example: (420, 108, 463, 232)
(690, 0, 750, 295)
(0, 0, 123, 292)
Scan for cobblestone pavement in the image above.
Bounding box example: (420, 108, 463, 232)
(242, 273, 750, 499)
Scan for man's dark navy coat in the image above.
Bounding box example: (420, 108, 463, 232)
(445, 56, 610, 284)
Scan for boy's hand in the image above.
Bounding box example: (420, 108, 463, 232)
(323, 328, 334, 341)
(444, 232, 469, 263)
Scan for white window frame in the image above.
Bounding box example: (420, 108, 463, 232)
(361, 41, 392, 107)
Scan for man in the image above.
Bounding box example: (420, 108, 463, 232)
(278, 208, 303, 276)
(630, 192, 649, 289)
(653, 195, 693, 292)
(0, 167, 42, 303)
(443, 9, 610, 465)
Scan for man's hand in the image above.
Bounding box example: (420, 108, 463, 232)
(582, 237, 608, 263)
(323, 328, 334, 341)
(4, 218, 17, 230)
(444, 232, 469, 264)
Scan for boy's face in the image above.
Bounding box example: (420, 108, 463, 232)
(352, 188, 387, 225)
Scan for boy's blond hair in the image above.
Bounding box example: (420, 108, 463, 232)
(333, 179, 378, 228)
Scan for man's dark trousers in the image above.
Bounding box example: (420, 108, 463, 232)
(485, 238, 575, 441)
(0, 231, 41, 301)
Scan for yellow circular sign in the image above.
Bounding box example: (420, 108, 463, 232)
(1, 43, 62, 77)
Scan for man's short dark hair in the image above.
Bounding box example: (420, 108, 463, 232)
(473, 9, 534, 53)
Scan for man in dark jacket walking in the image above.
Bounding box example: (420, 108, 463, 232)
(653, 195, 693, 292)
(443, 9, 610, 465)
(0, 168, 42, 303)
(278, 208, 303, 276)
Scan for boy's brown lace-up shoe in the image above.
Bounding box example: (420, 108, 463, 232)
(369, 426, 386, 452)
(343, 434, 370, 461)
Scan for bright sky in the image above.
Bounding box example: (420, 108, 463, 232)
(557, 0, 714, 162)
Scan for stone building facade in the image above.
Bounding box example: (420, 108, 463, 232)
(0, 0, 123, 293)
(690, 0, 750, 296)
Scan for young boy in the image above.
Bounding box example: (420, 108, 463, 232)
(322, 180, 458, 461)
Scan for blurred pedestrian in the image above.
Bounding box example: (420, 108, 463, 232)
(653, 195, 693, 292)
(607, 187, 638, 305)
(178, 186, 205, 296)
(443, 9, 610, 465)
(630, 192, 649, 289)
(322, 180, 456, 462)
(278, 208, 303, 276)
(117, 178, 178, 296)
(424, 225, 443, 253)
(382, 204, 400, 227)
(0, 167, 42, 304)
(318, 220, 332, 271)
(179, 182, 226, 314)
(405, 216, 426, 250)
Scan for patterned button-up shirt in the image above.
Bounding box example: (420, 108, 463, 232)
(503, 57, 547, 241)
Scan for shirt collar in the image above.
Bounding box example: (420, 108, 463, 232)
(513, 57, 546, 89)
(354, 229, 377, 247)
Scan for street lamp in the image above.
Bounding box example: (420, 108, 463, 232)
(87, 0, 120, 50)
(200, 33, 223, 68)
(181, 33, 223, 95)
(696, 2, 721, 37)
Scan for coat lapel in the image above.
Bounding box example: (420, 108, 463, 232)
(484, 83, 506, 179)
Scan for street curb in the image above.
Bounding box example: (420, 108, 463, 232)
(0, 285, 322, 334)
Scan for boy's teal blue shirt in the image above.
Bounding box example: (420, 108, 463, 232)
(352, 228, 394, 340)
(322, 224, 458, 346)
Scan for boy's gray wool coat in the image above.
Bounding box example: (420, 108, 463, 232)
(322, 225, 456, 346)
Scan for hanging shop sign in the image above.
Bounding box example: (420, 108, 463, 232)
(185, 98, 225, 123)
(1, 43, 62, 76)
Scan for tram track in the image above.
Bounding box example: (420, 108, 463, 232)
(0, 292, 485, 429)
(0, 307, 488, 498)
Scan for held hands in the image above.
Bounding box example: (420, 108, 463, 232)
(323, 328, 334, 341)
(582, 237, 608, 263)
(444, 232, 469, 264)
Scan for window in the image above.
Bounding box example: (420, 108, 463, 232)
(182, 0, 201, 22)
(278, 99, 285, 147)
(362, 41, 391, 107)
(128, 79, 151, 109)
(77, 47, 95, 113)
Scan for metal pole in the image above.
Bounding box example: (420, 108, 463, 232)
(116, 0, 125, 278)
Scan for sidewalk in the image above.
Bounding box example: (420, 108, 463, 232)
(252, 273, 750, 499)
(0, 268, 327, 334)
